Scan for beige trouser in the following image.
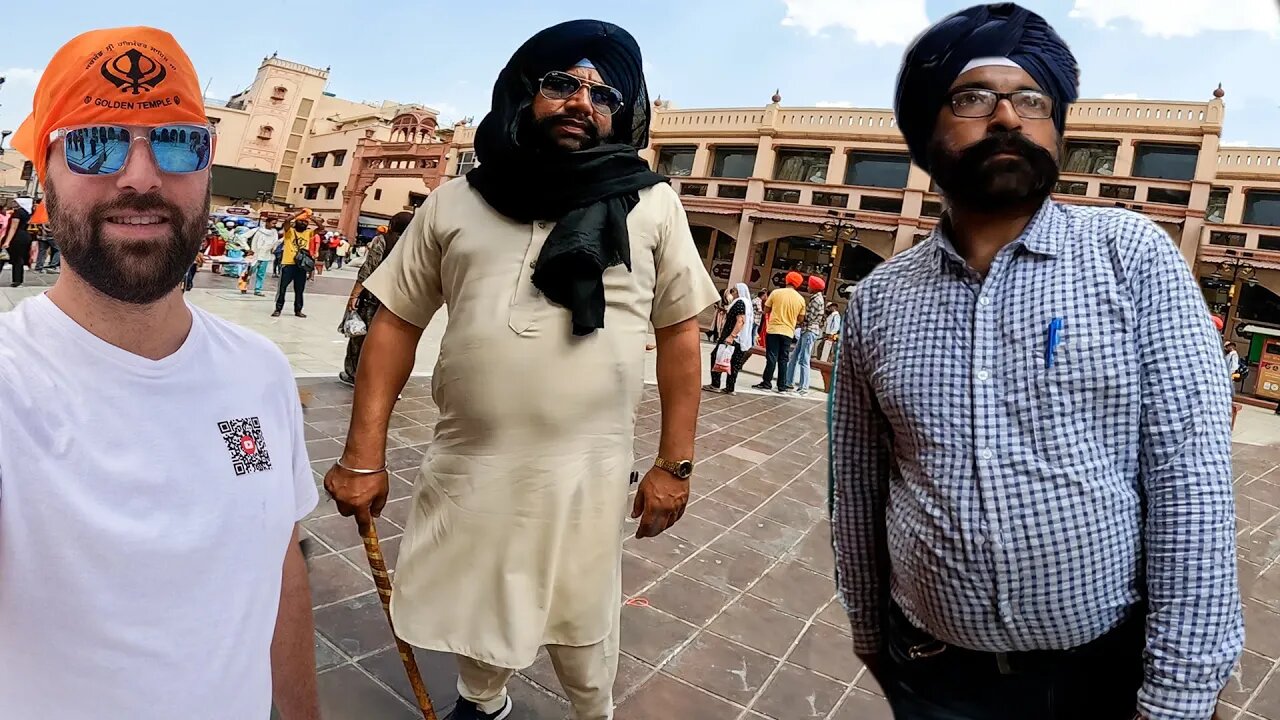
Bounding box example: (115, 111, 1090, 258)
(455, 607, 620, 720)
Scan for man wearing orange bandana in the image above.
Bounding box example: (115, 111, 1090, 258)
(0, 28, 320, 719)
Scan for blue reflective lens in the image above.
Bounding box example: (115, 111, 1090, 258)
(64, 124, 212, 176)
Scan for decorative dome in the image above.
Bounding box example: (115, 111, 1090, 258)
(1213, 83, 1225, 99)
(390, 112, 439, 143)
(771, 89, 782, 104)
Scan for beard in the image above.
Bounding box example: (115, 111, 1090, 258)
(526, 110, 602, 152)
(928, 131, 1059, 213)
(45, 182, 209, 305)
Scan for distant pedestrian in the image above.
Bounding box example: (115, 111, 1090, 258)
(0, 200, 33, 287)
(753, 271, 805, 392)
(753, 290, 765, 342)
(34, 223, 60, 273)
(247, 219, 279, 297)
(819, 302, 840, 361)
(703, 281, 753, 395)
(338, 211, 413, 386)
(786, 275, 826, 395)
(273, 210, 321, 318)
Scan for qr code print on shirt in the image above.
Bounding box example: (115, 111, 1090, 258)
(218, 417, 273, 476)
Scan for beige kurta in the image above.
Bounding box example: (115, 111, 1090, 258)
(364, 178, 718, 669)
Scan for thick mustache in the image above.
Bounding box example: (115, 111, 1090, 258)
(964, 133, 1046, 161)
(91, 194, 182, 223)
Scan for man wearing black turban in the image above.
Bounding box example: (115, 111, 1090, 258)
(832, 4, 1241, 720)
(325, 19, 718, 720)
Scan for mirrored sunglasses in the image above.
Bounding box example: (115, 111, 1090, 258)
(50, 123, 215, 176)
(538, 71, 624, 116)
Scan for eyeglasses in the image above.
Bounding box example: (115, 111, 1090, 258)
(49, 123, 216, 176)
(948, 89, 1053, 120)
(538, 71, 624, 116)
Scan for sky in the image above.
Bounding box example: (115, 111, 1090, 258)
(1, 0, 1278, 148)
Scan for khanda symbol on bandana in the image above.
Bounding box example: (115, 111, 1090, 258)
(100, 48, 167, 95)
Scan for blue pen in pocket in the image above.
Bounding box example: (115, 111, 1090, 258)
(1045, 317, 1064, 368)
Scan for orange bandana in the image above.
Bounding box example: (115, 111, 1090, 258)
(12, 27, 207, 183)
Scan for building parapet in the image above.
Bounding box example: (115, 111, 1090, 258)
(1218, 148, 1280, 178)
(262, 56, 330, 80)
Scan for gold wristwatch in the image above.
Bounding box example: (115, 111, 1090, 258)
(653, 456, 694, 480)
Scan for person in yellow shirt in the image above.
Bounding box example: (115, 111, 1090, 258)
(753, 270, 807, 392)
(273, 209, 323, 318)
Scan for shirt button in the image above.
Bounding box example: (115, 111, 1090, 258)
(537, 221, 547, 229)
(981, 449, 994, 460)
(529, 261, 537, 270)
(979, 297, 991, 306)
(977, 370, 990, 381)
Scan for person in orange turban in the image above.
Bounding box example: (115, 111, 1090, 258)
(0, 27, 320, 720)
(755, 269, 809, 392)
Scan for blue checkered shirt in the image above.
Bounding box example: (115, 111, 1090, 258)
(830, 200, 1242, 720)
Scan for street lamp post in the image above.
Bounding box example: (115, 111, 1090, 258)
(1212, 254, 1258, 340)
(813, 216, 859, 295)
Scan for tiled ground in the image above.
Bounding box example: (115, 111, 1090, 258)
(296, 378, 1280, 720)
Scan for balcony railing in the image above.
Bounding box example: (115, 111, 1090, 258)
(1217, 148, 1280, 178)
(1065, 100, 1214, 129)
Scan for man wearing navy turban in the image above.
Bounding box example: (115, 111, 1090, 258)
(831, 4, 1242, 720)
(326, 19, 718, 720)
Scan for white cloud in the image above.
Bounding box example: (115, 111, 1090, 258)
(1101, 92, 1142, 100)
(816, 100, 855, 108)
(425, 101, 465, 124)
(780, 0, 930, 46)
(1221, 139, 1253, 147)
(1069, 0, 1280, 38)
(0, 68, 40, 85)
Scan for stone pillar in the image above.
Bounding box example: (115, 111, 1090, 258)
(892, 225, 916, 256)
(1114, 139, 1136, 177)
(826, 146, 849, 187)
(1225, 190, 1247, 225)
(338, 187, 366, 239)
(692, 144, 712, 177)
(729, 214, 757, 285)
(753, 136, 777, 182)
(1180, 217, 1204, 267)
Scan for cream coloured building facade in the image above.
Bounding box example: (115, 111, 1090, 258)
(204, 55, 440, 234)
(444, 88, 1280, 396)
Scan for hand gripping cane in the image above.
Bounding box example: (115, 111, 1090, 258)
(357, 515, 438, 719)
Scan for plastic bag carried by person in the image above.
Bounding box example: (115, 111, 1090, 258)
(342, 310, 368, 338)
(713, 344, 734, 374)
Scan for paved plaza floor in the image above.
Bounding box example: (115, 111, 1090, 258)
(4, 268, 1280, 718)
(293, 376, 1280, 720)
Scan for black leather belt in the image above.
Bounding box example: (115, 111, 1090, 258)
(888, 602, 1145, 676)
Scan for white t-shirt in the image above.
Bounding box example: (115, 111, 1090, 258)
(0, 294, 317, 719)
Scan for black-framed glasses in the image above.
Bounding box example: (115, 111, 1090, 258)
(538, 71, 624, 116)
(49, 123, 215, 176)
(948, 89, 1053, 120)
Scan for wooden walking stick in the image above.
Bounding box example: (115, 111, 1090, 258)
(358, 515, 438, 720)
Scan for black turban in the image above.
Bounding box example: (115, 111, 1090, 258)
(467, 19, 666, 336)
(894, 2, 1079, 172)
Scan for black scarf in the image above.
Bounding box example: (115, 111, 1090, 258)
(466, 19, 664, 336)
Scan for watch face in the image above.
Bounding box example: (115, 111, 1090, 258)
(676, 460, 694, 479)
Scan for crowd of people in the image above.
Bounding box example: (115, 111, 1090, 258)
(0, 7, 1250, 720)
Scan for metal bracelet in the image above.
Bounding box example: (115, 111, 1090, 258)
(336, 459, 388, 475)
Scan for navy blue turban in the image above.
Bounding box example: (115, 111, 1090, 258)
(894, 3, 1079, 172)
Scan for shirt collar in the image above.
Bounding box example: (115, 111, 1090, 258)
(930, 198, 1062, 271)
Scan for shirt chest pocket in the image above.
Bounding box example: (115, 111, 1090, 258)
(1014, 321, 1132, 460)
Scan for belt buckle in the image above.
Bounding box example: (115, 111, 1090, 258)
(907, 641, 947, 659)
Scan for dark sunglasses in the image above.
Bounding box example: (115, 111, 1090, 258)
(50, 123, 215, 176)
(538, 71, 624, 116)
